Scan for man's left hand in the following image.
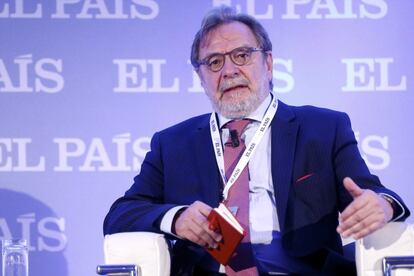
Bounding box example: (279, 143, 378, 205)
(337, 177, 393, 239)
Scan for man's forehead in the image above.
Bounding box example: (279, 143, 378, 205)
(199, 21, 257, 53)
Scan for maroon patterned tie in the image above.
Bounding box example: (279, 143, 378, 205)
(223, 119, 259, 276)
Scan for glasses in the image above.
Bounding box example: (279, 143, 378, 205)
(197, 46, 265, 72)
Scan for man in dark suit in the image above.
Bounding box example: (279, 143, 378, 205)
(104, 6, 410, 275)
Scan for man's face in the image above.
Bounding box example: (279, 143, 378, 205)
(197, 21, 273, 119)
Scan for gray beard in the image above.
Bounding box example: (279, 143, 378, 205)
(208, 91, 264, 119)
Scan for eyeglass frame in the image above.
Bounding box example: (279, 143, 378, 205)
(195, 46, 267, 72)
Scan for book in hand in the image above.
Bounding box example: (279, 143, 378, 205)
(206, 203, 246, 265)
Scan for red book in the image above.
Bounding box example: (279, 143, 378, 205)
(206, 203, 246, 265)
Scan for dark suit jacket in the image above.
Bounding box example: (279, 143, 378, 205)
(104, 101, 410, 275)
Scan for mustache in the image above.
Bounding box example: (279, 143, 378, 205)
(219, 78, 249, 93)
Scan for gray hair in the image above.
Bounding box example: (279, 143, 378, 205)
(190, 6, 273, 90)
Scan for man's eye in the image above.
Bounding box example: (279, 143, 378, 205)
(235, 51, 249, 59)
(208, 57, 222, 66)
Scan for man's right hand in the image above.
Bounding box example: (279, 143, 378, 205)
(173, 201, 222, 248)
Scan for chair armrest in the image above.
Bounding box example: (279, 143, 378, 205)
(103, 232, 171, 276)
(355, 222, 414, 276)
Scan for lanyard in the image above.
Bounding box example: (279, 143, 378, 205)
(209, 96, 278, 200)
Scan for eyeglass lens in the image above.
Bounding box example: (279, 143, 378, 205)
(205, 47, 257, 72)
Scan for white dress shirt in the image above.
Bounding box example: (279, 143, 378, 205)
(217, 93, 279, 244)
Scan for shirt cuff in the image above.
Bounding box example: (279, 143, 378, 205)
(160, 205, 188, 236)
(379, 193, 406, 221)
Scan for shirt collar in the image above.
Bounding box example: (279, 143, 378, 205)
(217, 93, 273, 128)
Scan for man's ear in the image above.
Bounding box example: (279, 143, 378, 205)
(265, 51, 273, 81)
(196, 69, 206, 88)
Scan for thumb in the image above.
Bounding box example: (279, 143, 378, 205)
(343, 177, 363, 199)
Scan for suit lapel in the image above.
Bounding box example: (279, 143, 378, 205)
(192, 116, 222, 207)
(271, 101, 299, 232)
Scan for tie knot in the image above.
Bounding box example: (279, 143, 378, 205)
(223, 119, 251, 148)
(224, 119, 251, 134)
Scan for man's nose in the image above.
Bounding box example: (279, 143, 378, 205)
(221, 55, 239, 78)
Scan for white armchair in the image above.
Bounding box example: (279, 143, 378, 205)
(97, 232, 171, 276)
(98, 223, 414, 276)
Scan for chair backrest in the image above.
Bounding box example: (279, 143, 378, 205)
(104, 232, 171, 276)
(355, 222, 414, 276)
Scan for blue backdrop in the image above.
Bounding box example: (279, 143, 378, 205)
(1, 0, 413, 275)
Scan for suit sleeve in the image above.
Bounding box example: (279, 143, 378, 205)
(103, 132, 177, 235)
(333, 112, 410, 220)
